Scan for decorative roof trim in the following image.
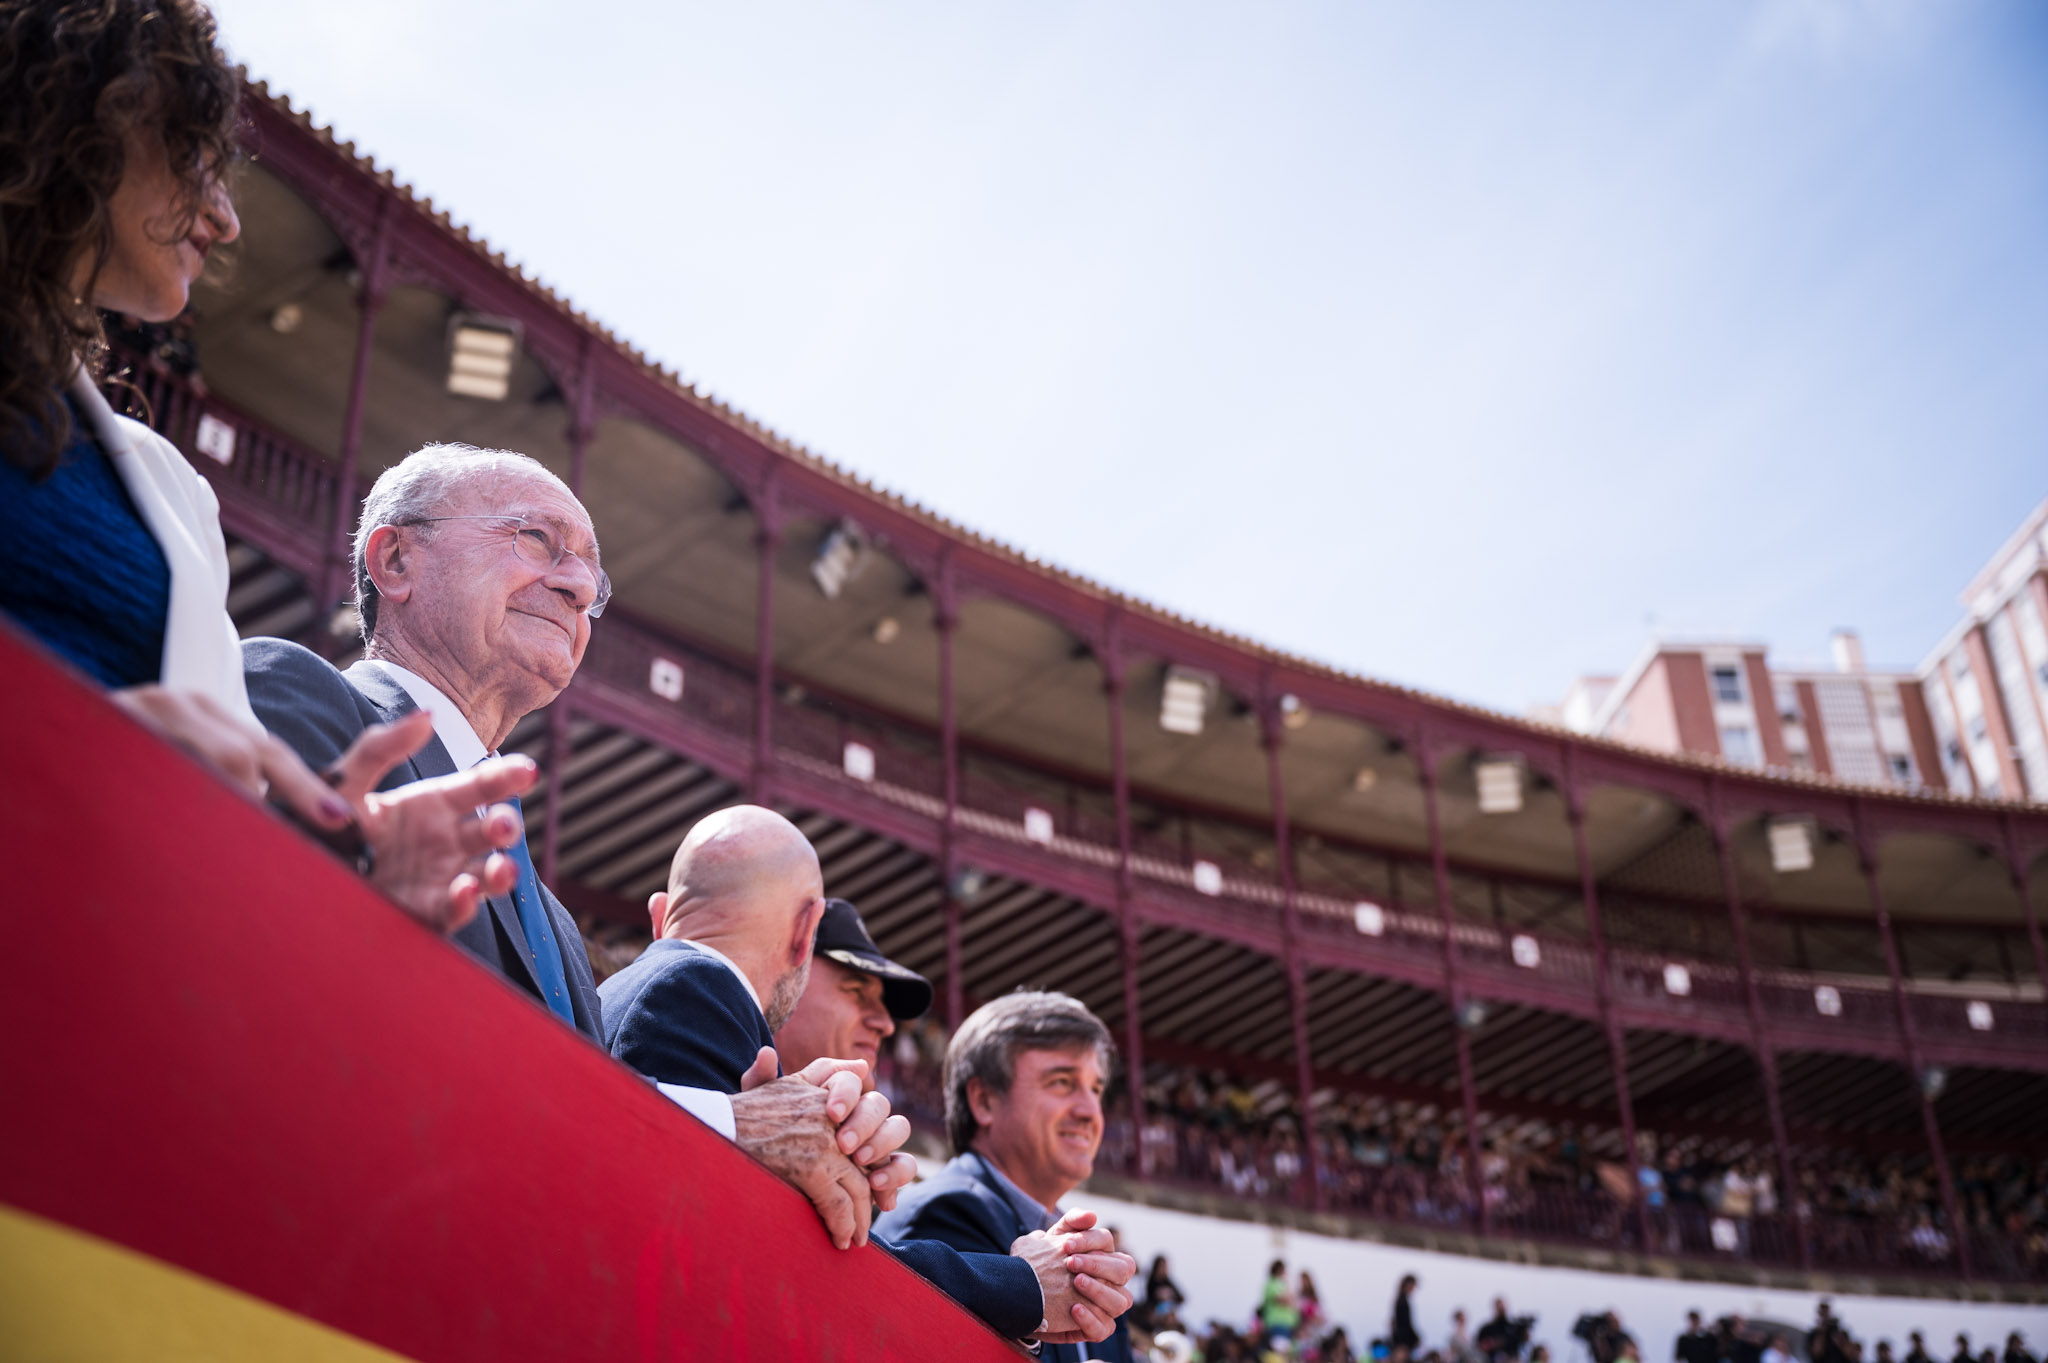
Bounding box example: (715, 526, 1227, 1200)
(235, 76, 2048, 823)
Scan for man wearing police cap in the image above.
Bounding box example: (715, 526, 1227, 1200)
(773, 897, 932, 1075)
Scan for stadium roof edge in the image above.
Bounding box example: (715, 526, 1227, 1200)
(234, 75, 2048, 822)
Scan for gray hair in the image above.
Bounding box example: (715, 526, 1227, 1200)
(351, 442, 572, 643)
(943, 990, 1114, 1156)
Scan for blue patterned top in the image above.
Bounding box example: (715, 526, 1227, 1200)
(0, 398, 171, 687)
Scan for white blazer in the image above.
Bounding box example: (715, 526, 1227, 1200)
(68, 365, 260, 730)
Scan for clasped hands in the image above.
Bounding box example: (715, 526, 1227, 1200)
(115, 688, 535, 931)
(1011, 1207, 1137, 1344)
(733, 1048, 913, 1251)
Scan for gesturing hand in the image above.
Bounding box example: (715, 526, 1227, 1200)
(113, 690, 537, 934)
(325, 710, 538, 932)
(1013, 1206, 1137, 1344)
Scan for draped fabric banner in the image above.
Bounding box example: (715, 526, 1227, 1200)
(0, 624, 1016, 1362)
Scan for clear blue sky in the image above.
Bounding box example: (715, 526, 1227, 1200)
(209, 0, 2048, 713)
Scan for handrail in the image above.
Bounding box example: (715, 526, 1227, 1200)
(581, 611, 2048, 1053)
(0, 623, 1018, 1362)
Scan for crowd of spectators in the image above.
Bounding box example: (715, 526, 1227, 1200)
(876, 1038, 2048, 1280)
(1132, 1278, 2039, 1363)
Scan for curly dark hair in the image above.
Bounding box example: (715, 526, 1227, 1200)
(0, 0, 240, 476)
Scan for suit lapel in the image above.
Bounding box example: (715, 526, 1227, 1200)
(340, 661, 456, 784)
(963, 1154, 1098, 1362)
(962, 1153, 1032, 1243)
(341, 660, 539, 997)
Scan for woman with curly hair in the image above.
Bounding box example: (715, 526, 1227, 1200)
(0, 0, 533, 929)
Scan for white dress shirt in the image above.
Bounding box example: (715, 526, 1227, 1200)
(361, 660, 737, 1140)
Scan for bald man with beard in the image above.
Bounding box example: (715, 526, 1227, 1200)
(602, 805, 833, 1092)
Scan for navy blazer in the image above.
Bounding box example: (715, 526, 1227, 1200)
(241, 636, 603, 1041)
(597, 945, 1045, 1339)
(599, 940, 772, 1092)
(877, 1153, 1134, 1363)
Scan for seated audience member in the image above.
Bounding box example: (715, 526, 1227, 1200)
(874, 990, 1138, 1363)
(607, 844, 1132, 1343)
(244, 452, 910, 1248)
(0, 0, 526, 928)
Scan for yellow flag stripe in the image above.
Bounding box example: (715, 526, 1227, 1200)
(0, 1204, 419, 1363)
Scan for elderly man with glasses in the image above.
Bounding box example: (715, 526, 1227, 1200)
(244, 442, 915, 1252)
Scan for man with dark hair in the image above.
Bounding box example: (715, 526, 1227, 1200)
(1478, 1295, 1529, 1363)
(1904, 1333, 1932, 1363)
(875, 990, 1136, 1363)
(1810, 1302, 1852, 1363)
(1677, 1312, 1718, 1363)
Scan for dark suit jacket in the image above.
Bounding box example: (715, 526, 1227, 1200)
(595, 945, 1045, 1340)
(876, 1152, 1134, 1363)
(242, 636, 603, 1041)
(599, 940, 773, 1092)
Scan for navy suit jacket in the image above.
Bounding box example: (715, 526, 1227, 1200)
(876, 1153, 1135, 1363)
(241, 637, 603, 1041)
(599, 940, 773, 1092)
(597, 944, 1045, 1340)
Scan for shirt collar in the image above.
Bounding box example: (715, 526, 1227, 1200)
(677, 939, 764, 1016)
(360, 660, 491, 771)
(977, 1152, 1058, 1233)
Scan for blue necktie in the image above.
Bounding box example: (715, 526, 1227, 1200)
(504, 794, 575, 1025)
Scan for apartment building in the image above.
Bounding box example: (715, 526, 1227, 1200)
(1919, 499, 2048, 802)
(1539, 632, 1940, 789)
(1537, 498, 2048, 801)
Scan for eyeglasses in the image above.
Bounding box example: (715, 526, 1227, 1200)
(401, 514, 613, 618)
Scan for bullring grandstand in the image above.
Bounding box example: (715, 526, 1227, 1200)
(13, 73, 2045, 1358)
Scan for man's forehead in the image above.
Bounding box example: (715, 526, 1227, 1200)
(1018, 1044, 1103, 1076)
(456, 473, 596, 543)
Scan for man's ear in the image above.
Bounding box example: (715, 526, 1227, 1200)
(966, 1074, 1000, 1128)
(789, 895, 827, 969)
(362, 524, 415, 608)
(646, 890, 668, 939)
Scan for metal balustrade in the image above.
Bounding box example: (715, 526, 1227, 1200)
(109, 351, 2041, 1056)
